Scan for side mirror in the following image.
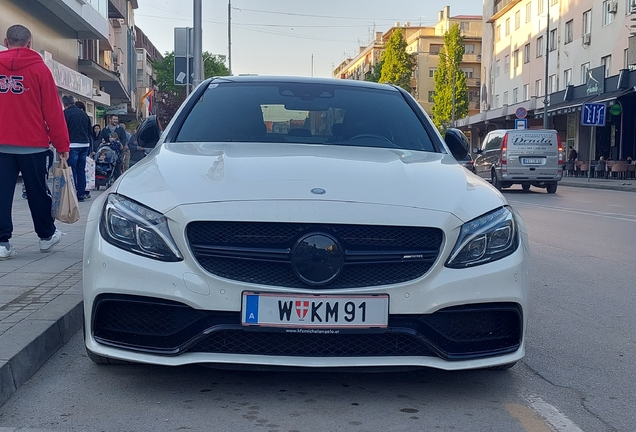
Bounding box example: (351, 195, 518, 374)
(444, 128, 470, 160)
(137, 115, 162, 149)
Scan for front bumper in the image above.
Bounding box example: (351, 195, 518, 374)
(83, 198, 529, 370)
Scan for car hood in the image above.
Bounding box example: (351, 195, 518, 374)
(115, 142, 506, 223)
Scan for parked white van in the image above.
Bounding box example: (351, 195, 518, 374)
(474, 129, 563, 193)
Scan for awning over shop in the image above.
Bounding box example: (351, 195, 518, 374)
(536, 89, 634, 118)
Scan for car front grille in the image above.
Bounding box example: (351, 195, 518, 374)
(92, 295, 523, 360)
(186, 222, 444, 288)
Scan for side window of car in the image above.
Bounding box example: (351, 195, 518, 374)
(481, 134, 491, 151)
(485, 134, 502, 151)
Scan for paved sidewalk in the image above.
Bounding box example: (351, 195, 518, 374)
(0, 174, 634, 408)
(0, 184, 101, 407)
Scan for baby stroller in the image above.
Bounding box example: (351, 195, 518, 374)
(94, 145, 118, 190)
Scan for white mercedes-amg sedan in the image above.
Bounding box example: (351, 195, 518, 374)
(83, 76, 529, 371)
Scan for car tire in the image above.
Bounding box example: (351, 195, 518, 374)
(491, 169, 502, 191)
(522, 184, 531, 191)
(488, 361, 517, 370)
(546, 183, 557, 194)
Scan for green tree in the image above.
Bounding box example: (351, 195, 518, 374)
(153, 51, 230, 124)
(365, 60, 384, 83)
(431, 23, 468, 131)
(378, 31, 414, 91)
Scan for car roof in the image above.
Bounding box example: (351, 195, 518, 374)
(209, 75, 400, 92)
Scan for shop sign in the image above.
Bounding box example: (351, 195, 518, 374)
(105, 103, 127, 115)
(585, 66, 605, 96)
(41, 51, 93, 99)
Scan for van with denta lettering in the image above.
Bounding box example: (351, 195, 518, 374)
(474, 129, 563, 193)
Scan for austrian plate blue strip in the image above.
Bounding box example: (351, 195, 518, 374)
(244, 294, 259, 324)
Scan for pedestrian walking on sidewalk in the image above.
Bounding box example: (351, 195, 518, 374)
(63, 95, 92, 202)
(0, 24, 70, 260)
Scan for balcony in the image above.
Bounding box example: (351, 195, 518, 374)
(463, 54, 482, 63)
(108, 0, 127, 19)
(466, 78, 481, 88)
(489, 0, 522, 22)
(34, 0, 109, 40)
(78, 59, 130, 101)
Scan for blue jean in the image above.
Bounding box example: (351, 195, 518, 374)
(68, 145, 90, 199)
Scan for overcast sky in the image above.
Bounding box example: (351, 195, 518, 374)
(135, 0, 482, 77)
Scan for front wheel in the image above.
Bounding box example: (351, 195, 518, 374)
(546, 183, 557, 194)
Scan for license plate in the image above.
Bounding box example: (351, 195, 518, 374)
(241, 292, 389, 329)
(522, 158, 543, 165)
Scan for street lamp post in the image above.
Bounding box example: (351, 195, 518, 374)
(543, 0, 550, 129)
(192, 0, 203, 87)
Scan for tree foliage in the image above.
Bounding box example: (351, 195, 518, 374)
(431, 24, 468, 131)
(378, 31, 414, 92)
(153, 51, 230, 125)
(365, 60, 384, 83)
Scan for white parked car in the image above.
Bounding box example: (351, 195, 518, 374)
(83, 76, 529, 371)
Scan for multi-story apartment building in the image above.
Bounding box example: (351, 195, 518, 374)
(1, 0, 141, 125)
(333, 7, 483, 118)
(135, 26, 163, 119)
(462, 0, 636, 161)
(1, 0, 111, 125)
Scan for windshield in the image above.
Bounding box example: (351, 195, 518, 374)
(174, 82, 438, 152)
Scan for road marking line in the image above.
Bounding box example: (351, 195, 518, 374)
(505, 403, 554, 432)
(525, 395, 585, 432)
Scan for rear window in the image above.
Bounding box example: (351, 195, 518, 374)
(174, 82, 437, 152)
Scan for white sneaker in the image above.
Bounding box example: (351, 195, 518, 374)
(0, 244, 17, 260)
(39, 229, 62, 252)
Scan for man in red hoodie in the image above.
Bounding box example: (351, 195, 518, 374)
(0, 25, 70, 260)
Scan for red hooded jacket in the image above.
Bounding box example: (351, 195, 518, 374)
(0, 47, 70, 153)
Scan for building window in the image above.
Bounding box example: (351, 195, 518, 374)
(535, 78, 543, 97)
(524, 44, 530, 63)
(601, 55, 611, 76)
(505, 18, 511, 36)
(464, 44, 475, 54)
(429, 68, 436, 77)
(581, 62, 590, 84)
(496, 25, 501, 42)
(583, 10, 592, 36)
(460, 22, 470, 32)
(603, 0, 615, 26)
(565, 20, 573, 44)
(551, 0, 558, 5)
(504, 54, 510, 72)
(526, 2, 532, 22)
(513, 87, 519, 103)
(538, 0, 544, 15)
(462, 68, 475, 78)
(564, 68, 572, 87)
(537, 36, 544, 57)
(625, 48, 629, 68)
(503, 91, 509, 105)
(495, 94, 500, 108)
(428, 91, 435, 102)
(523, 84, 530, 100)
(550, 29, 557, 51)
(430, 44, 443, 54)
(515, 11, 521, 29)
(514, 49, 520, 68)
(496, 59, 501, 77)
(549, 74, 557, 93)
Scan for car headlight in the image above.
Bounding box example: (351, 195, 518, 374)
(99, 194, 183, 262)
(445, 206, 518, 268)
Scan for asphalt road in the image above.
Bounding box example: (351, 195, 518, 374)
(0, 185, 634, 432)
